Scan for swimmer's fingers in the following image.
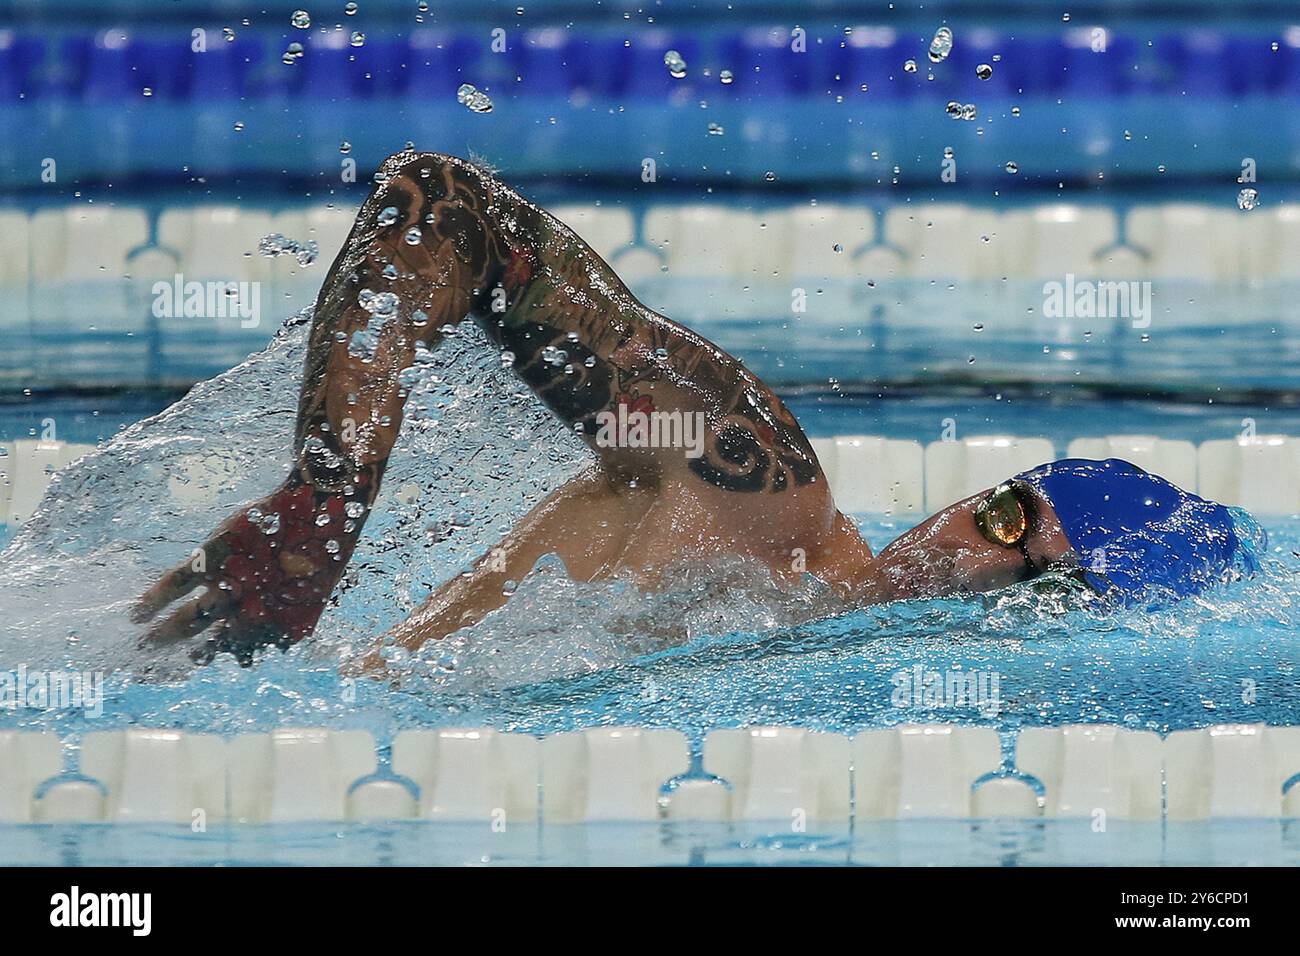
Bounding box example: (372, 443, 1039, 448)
(141, 588, 235, 645)
(132, 562, 208, 623)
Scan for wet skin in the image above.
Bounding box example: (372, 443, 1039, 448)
(134, 150, 1079, 665)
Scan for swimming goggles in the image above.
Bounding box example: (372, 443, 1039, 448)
(973, 481, 1040, 580)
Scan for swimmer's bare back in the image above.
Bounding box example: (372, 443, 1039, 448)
(134, 150, 874, 664)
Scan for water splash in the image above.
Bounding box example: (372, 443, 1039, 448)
(0, 315, 585, 677)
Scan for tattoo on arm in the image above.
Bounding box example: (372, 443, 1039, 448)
(290, 146, 821, 643)
(465, 208, 820, 495)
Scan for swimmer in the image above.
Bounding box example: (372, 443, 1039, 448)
(133, 150, 1254, 664)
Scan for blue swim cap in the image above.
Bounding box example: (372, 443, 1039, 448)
(1014, 458, 1256, 604)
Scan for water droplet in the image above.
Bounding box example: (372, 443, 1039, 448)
(928, 25, 953, 63)
(946, 100, 962, 118)
(500, 350, 516, 367)
(345, 2, 359, 14)
(1157, 164, 1166, 174)
(404, 226, 422, 245)
(960, 103, 978, 121)
(282, 42, 304, 65)
(377, 206, 399, 227)
(832, 243, 843, 253)
(976, 63, 992, 80)
(222, 27, 236, 42)
(707, 122, 725, 136)
(411, 309, 428, 327)
(350, 31, 366, 47)
(457, 83, 494, 113)
(142, 87, 153, 97)
(291, 9, 311, 29)
(339, 140, 352, 153)
(345, 501, 366, 519)
(765, 171, 776, 182)
(233, 120, 245, 131)
(973, 323, 985, 332)
(1010, 105, 1021, 117)
(359, 289, 400, 317)
(1005, 161, 1019, 174)
(1238, 187, 1259, 211)
(903, 59, 918, 73)
(719, 69, 734, 84)
(664, 49, 687, 79)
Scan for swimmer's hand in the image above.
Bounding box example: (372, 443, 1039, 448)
(132, 480, 360, 665)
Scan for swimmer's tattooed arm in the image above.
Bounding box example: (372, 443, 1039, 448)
(474, 186, 820, 495)
(136, 149, 825, 663)
(134, 152, 510, 662)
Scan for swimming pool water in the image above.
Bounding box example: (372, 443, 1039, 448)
(3, 819, 1298, 867)
(6, 508, 1295, 738)
(5, 386, 1298, 469)
(1, 320, 1297, 866)
(1, 317, 1297, 742)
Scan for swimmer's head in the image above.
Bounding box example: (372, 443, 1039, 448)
(1013, 458, 1254, 603)
(864, 457, 1255, 604)
(864, 477, 1074, 601)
